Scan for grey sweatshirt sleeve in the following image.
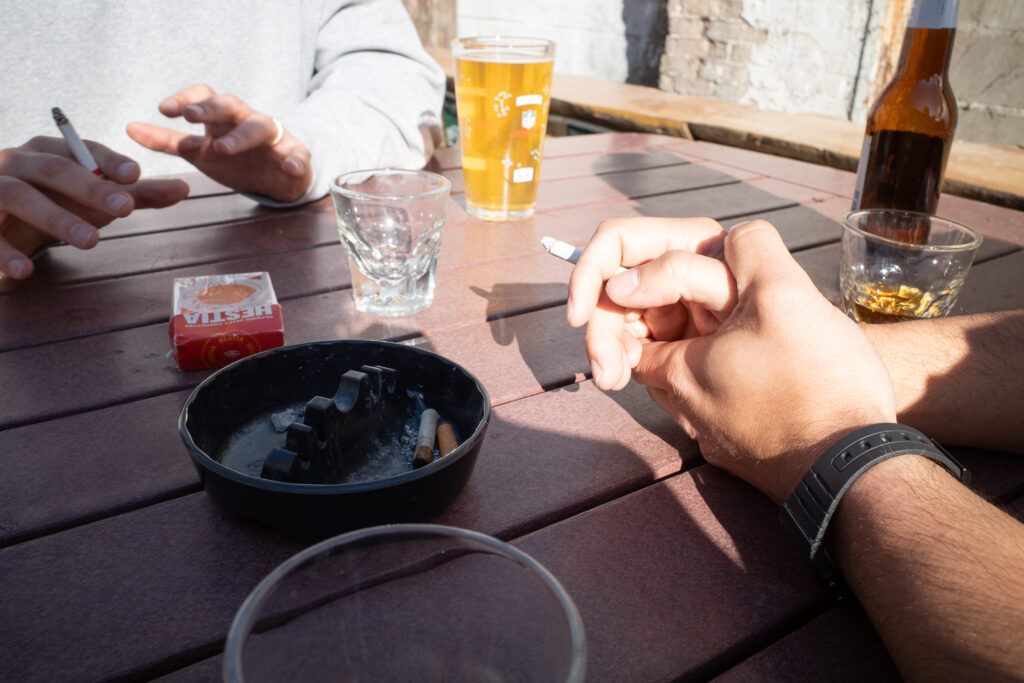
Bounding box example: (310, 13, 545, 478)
(257, 0, 446, 207)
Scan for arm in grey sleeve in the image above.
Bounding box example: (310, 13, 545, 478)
(267, 0, 446, 206)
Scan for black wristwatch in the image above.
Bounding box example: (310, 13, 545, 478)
(780, 423, 970, 602)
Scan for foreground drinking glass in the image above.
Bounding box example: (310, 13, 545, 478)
(331, 169, 451, 317)
(840, 209, 983, 323)
(224, 524, 587, 683)
(452, 36, 555, 222)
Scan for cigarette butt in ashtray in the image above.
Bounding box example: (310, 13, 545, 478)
(437, 422, 459, 457)
(413, 408, 440, 468)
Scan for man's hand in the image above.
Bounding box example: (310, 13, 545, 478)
(0, 137, 189, 280)
(570, 218, 897, 503)
(567, 216, 734, 391)
(127, 84, 313, 203)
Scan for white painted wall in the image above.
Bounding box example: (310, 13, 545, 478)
(454, 1, 1023, 145)
(456, 0, 631, 83)
(742, 0, 882, 121)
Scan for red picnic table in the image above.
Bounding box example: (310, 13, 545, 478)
(2, 132, 1023, 681)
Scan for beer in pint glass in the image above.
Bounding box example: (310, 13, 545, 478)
(452, 37, 555, 222)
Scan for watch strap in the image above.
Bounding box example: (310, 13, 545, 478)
(780, 423, 969, 601)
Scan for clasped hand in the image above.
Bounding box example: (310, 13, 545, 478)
(567, 217, 897, 503)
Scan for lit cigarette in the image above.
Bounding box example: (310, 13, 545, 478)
(540, 236, 627, 274)
(437, 422, 459, 457)
(413, 408, 440, 469)
(52, 107, 101, 175)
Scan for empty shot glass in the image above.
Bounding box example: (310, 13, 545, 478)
(840, 209, 983, 323)
(331, 169, 451, 317)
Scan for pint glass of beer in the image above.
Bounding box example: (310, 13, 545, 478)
(452, 37, 555, 222)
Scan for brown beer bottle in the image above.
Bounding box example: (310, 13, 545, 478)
(852, 0, 958, 241)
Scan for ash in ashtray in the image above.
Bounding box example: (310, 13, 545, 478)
(215, 384, 461, 486)
(270, 406, 304, 432)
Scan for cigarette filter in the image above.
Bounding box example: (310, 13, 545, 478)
(437, 422, 459, 457)
(413, 408, 440, 468)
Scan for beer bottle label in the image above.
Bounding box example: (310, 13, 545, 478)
(909, 0, 958, 29)
(851, 135, 872, 209)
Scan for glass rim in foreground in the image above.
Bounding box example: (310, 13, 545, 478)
(330, 168, 451, 202)
(451, 35, 555, 52)
(842, 209, 983, 252)
(223, 522, 588, 683)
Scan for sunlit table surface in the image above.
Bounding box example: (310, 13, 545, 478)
(2, 132, 1023, 681)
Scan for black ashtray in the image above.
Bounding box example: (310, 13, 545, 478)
(179, 340, 490, 540)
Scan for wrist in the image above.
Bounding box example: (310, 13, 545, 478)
(828, 453, 953, 552)
(779, 424, 968, 601)
(774, 414, 896, 504)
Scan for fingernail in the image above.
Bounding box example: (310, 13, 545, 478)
(117, 161, 138, 180)
(214, 136, 236, 154)
(282, 157, 303, 175)
(179, 136, 203, 152)
(183, 105, 202, 119)
(606, 268, 638, 298)
(70, 224, 95, 248)
(106, 193, 130, 214)
(7, 258, 30, 279)
(160, 98, 180, 113)
(590, 359, 602, 383)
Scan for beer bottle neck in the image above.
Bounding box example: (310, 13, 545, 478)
(897, 0, 958, 79)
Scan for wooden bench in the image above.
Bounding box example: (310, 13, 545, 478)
(428, 46, 1024, 210)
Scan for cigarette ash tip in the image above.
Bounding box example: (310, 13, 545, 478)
(51, 107, 68, 125)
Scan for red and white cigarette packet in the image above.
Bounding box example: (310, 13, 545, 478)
(169, 272, 284, 371)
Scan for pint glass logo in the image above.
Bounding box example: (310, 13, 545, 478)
(521, 109, 537, 130)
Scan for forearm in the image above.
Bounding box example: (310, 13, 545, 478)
(830, 455, 1024, 681)
(863, 309, 1024, 452)
(281, 0, 445, 204)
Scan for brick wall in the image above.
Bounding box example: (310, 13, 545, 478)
(658, 0, 1023, 146)
(660, 0, 876, 119)
(440, 0, 1023, 147)
(951, 0, 1024, 147)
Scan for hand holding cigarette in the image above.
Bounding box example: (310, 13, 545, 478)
(560, 217, 736, 391)
(0, 111, 189, 280)
(126, 84, 313, 204)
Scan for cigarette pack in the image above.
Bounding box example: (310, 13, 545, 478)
(169, 272, 284, 371)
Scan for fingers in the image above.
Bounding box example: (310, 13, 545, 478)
(0, 149, 134, 221)
(180, 92, 251, 128)
(125, 122, 200, 157)
(22, 136, 140, 184)
(129, 179, 191, 209)
(158, 84, 217, 117)
(631, 338, 699, 399)
(0, 236, 36, 280)
(604, 249, 737, 320)
(0, 175, 104, 246)
(585, 290, 636, 390)
(209, 113, 278, 155)
(567, 216, 725, 327)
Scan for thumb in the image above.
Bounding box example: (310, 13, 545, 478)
(604, 250, 737, 315)
(725, 220, 804, 291)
